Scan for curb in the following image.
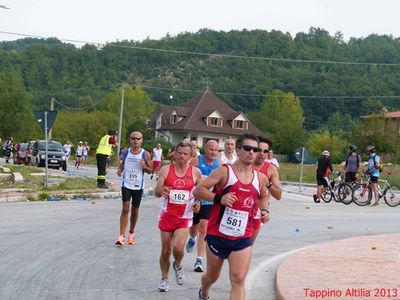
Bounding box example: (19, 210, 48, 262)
(0, 188, 154, 203)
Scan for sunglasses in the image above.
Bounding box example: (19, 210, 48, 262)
(260, 149, 270, 154)
(240, 145, 261, 153)
(130, 137, 142, 140)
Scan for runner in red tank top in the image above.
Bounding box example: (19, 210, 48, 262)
(193, 133, 270, 300)
(252, 136, 282, 242)
(154, 141, 202, 292)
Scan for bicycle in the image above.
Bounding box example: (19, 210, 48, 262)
(352, 172, 400, 207)
(321, 172, 352, 203)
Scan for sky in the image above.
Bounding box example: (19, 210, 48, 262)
(0, 0, 399, 45)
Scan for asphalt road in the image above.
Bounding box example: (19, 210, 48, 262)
(1, 185, 399, 300)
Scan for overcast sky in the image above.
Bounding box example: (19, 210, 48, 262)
(0, 0, 399, 45)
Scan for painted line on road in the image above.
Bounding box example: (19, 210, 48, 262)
(246, 245, 312, 299)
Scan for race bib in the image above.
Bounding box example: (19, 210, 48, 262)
(169, 190, 190, 205)
(219, 207, 248, 237)
(125, 170, 140, 186)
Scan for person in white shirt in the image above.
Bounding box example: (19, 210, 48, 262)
(116, 131, 152, 245)
(151, 143, 163, 180)
(63, 141, 73, 162)
(266, 149, 279, 170)
(219, 138, 237, 165)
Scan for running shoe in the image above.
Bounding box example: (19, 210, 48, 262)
(173, 261, 184, 285)
(194, 257, 204, 272)
(158, 278, 169, 292)
(115, 235, 125, 246)
(128, 232, 136, 244)
(198, 288, 209, 300)
(186, 235, 197, 253)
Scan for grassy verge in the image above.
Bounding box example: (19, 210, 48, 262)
(1, 164, 96, 191)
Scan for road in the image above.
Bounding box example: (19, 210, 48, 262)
(1, 180, 399, 300)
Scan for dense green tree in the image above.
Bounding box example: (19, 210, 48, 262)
(0, 70, 39, 141)
(307, 130, 347, 163)
(249, 90, 305, 154)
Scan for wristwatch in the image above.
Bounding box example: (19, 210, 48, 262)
(261, 208, 270, 214)
(267, 182, 273, 189)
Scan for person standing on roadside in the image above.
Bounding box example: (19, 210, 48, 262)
(366, 145, 381, 207)
(154, 141, 202, 292)
(151, 143, 163, 180)
(186, 139, 220, 273)
(96, 130, 118, 189)
(313, 150, 333, 203)
(193, 133, 270, 300)
(344, 145, 361, 184)
(219, 138, 237, 165)
(115, 131, 152, 246)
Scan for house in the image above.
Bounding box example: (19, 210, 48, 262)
(153, 90, 266, 148)
(361, 107, 400, 135)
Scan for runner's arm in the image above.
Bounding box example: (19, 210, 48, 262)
(143, 151, 153, 174)
(258, 173, 270, 224)
(154, 165, 170, 198)
(268, 165, 282, 200)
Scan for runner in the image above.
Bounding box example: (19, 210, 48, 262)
(186, 139, 219, 273)
(151, 143, 163, 180)
(252, 136, 282, 242)
(154, 141, 202, 292)
(219, 138, 237, 165)
(75, 141, 84, 169)
(193, 133, 270, 300)
(115, 131, 152, 246)
(82, 141, 90, 166)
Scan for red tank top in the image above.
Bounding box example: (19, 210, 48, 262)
(207, 164, 260, 240)
(256, 162, 271, 179)
(160, 164, 195, 219)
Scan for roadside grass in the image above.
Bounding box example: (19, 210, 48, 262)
(1, 164, 96, 191)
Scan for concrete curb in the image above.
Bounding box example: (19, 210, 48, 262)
(0, 188, 154, 203)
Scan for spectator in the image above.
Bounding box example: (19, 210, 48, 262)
(313, 150, 333, 203)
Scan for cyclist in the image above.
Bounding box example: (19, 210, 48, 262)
(313, 150, 333, 203)
(366, 145, 380, 206)
(344, 145, 361, 184)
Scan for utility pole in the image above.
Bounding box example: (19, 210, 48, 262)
(48, 98, 55, 140)
(117, 83, 125, 157)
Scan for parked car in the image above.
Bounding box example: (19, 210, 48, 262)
(31, 140, 67, 171)
(14, 143, 29, 165)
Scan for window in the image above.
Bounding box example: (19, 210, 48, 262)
(208, 117, 222, 127)
(233, 120, 248, 130)
(170, 114, 178, 124)
(210, 117, 219, 126)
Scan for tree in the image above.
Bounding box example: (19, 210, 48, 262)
(249, 90, 305, 154)
(307, 130, 346, 163)
(0, 70, 39, 141)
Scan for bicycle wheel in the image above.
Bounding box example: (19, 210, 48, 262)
(321, 189, 333, 203)
(383, 186, 400, 207)
(337, 183, 353, 205)
(352, 184, 372, 206)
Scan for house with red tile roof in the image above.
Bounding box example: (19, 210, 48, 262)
(153, 90, 266, 148)
(361, 107, 400, 135)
